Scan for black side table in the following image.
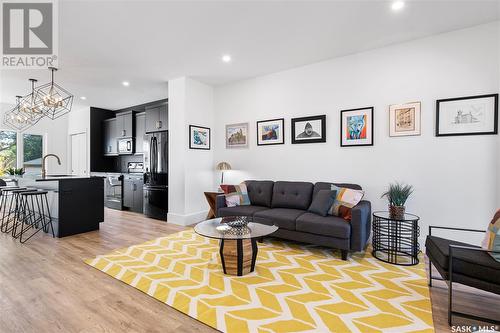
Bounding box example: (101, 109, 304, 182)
(372, 211, 420, 266)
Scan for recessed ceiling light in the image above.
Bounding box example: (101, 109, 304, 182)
(391, 1, 405, 11)
(122, 81, 130, 87)
(80, 96, 87, 100)
(221, 54, 232, 63)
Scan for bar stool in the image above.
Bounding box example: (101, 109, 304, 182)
(15, 190, 54, 243)
(0, 187, 27, 233)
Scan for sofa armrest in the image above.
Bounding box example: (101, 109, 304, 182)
(350, 200, 371, 251)
(215, 194, 226, 217)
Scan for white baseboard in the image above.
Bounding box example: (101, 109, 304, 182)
(167, 210, 208, 226)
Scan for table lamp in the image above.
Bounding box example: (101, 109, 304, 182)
(216, 162, 232, 184)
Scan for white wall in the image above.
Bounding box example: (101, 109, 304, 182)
(213, 22, 500, 244)
(168, 77, 214, 225)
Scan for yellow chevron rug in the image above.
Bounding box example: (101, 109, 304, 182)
(85, 230, 434, 333)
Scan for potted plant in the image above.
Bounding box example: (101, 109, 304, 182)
(6, 168, 16, 176)
(381, 182, 414, 219)
(14, 168, 25, 177)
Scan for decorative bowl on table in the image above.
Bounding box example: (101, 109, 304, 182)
(221, 216, 250, 228)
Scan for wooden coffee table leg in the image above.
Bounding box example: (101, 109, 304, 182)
(219, 238, 258, 276)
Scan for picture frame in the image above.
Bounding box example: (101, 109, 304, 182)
(340, 107, 373, 147)
(436, 94, 498, 137)
(256, 118, 285, 146)
(291, 115, 326, 144)
(389, 102, 421, 137)
(226, 122, 249, 148)
(189, 125, 210, 150)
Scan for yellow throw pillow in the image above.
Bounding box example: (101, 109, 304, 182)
(482, 209, 500, 262)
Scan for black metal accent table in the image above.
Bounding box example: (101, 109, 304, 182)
(372, 211, 420, 266)
(194, 217, 278, 276)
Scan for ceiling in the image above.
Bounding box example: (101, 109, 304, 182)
(1, 0, 499, 111)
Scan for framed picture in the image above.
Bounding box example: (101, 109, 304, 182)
(340, 107, 373, 147)
(189, 125, 210, 150)
(257, 118, 284, 146)
(389, 102, 421, 137)
(226, 122, 249, 148)
(291, 115, 326, 144)
(436, 94, 498, 136)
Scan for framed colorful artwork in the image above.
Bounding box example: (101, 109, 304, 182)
(389, 102, 421, 137)
(226, 122, 249, 148)
(340, 107, 373, 147)
(436, 94, 498, 136)
(291, 115, 326, 144)
(189, 125, 210, 150)
(256, 118, 284, 146)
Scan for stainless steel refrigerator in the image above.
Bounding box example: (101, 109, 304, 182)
(143, 131, 168, 220)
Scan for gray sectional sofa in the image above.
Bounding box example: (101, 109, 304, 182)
(216, 180, 371, 260)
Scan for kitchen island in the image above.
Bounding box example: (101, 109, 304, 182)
(15, 176, 105, 237)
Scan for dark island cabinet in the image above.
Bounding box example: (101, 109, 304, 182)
(103, 118, 118, 156)
(116, 111, 134, 138)
(145, 104, 167, 133)
(123, 176, 144, 213)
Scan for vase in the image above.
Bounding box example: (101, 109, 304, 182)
(389, 205, 405, 220)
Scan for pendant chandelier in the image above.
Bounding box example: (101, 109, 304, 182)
(35, 67, 74, 120)
(19, 78, 45, 124)
(3, 96, 33, 131)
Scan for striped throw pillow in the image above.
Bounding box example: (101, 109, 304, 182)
(482, 209, 500, 262)
(220, 183, 250, 207)
(328, 185, 364, 220)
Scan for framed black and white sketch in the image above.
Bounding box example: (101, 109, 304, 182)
(226, 122, 249, 148)
(257, 118, 284, 146)
(436, 94, 498, 136)
(340, 107, 373, 147)
(189, 125, 210, 150)
(389, 102, 421, 137)
(291, 115, 326, 144)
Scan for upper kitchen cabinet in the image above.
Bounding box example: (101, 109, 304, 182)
(135, 112, 146, 154)
(116, 111, 134, 138)
(103, 118, 118, 156)
(145, 103, 167, 133)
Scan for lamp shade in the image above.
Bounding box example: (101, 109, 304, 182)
(216, 162, 232, 171)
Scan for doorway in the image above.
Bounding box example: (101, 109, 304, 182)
(70, 132, 87, 176)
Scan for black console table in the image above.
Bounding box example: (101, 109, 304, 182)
(372, 211, 420, 266)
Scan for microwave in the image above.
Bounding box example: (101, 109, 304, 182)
(118, 138, 134, 155)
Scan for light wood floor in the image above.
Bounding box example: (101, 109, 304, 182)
(0, 209, 498, 333)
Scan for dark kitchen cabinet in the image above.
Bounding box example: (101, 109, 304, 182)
(123, 176, 144, 213)
(103, 118, 118, 156)
(116, 111, 134, 138)
(135, 112, 145, 154)
(145, 104, 167, 133)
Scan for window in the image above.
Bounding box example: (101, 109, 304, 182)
(23, 134, 43, 175)
(0, 131, 17, 175)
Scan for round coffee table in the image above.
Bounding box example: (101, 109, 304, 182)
(194, 216, 278, 276)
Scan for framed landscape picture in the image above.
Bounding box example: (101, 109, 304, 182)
(436, 94, 498, 136)
(257, 118, 284, 146)
(226, 122, 249, 148)
(389, 102, 421, 137)
(340, 107, 373, 147)
(189, 125, 210, 150)
(291, 115, 326, 144)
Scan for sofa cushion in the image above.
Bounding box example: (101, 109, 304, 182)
(254, 208, 305, 231)
(426, 236, 500, 285)
(218, 205, 269, 217)
(296, 212, 351, 239)
(246, 181, 274, 207)
(313, 182, 362, 198)
(271, 181, 313, 210)
(308, 189, 337, 217)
